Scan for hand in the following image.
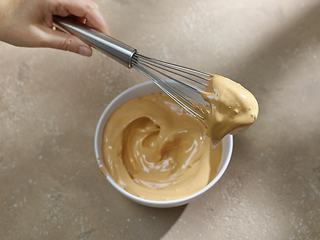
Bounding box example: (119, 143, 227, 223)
(0, 0, 109, 56)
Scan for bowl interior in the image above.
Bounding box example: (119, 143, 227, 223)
(94, 81, 233, 208)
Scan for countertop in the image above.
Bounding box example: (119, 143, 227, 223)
(1, 0, 320, 239)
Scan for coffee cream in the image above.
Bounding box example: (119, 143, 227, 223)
(101, 74, 259, 201)
(199, 74, 259, 145)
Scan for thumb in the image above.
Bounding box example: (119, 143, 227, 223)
(40, 27, 92, 56)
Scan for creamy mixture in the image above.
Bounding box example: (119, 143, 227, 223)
(102, 93, 222, 200)
(199, 74, 259, 145)
(101, 74, 259, 201)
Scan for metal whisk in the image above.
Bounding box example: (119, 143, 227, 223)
(53, 16, 209, 120)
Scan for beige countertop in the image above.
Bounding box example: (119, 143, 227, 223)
(1, 0, 320, 239)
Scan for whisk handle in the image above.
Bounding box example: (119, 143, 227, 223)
(53, 16, 136, 68)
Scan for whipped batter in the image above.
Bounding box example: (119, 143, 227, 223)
(102, 93, 222, 201)
(199, 74, 259, 145)
(101, 74, 259, 201)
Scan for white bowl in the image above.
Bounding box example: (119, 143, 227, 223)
(94, 81, 233, 208)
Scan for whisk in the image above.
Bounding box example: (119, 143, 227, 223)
(53, 16, 210, 120)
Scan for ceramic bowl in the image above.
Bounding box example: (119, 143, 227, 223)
(94, 81, 233, 208)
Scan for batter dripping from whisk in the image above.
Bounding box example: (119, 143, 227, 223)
(199, 74, 259, 146)
(101, 74, 259, 201)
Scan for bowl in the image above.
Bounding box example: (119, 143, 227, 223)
(94, 81, 233, 208)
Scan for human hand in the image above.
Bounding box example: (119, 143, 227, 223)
(0, 0, 109, 56)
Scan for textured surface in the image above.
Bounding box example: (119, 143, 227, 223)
(1, 0, 320, 239)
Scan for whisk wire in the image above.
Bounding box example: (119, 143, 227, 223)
(134, 64, 194, 109)
(133, 64, 203, 119)
(132, 53, 209, 119)
(132, 58, 205, 107)
(134, 54, 209, 87)
(135, 54, 209, 79)
(133, 58, 204, 93)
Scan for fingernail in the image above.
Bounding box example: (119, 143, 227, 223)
(78, 46, 92, 57)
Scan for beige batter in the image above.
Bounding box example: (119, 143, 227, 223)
(199, 74, 259, 145)
(101, 74, 259, 201)
(102, 93, 222, 201)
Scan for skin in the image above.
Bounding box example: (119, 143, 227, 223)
(0, 0, 109, 56)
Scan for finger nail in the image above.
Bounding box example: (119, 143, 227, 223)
(78, 46, 92, 57)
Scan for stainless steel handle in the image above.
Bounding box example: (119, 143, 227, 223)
(53, 16, 136, 68)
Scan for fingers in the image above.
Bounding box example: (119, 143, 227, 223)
(84, 8, 110, 35)
(39, 26, 93, 56)
(50, 0, 110, 35)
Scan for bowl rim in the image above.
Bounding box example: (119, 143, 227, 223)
(94, 81, 233, 207)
